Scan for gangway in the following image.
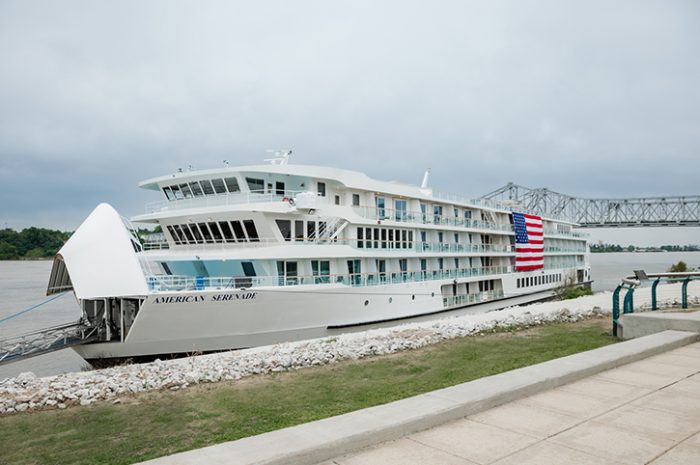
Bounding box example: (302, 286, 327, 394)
(0, 321, 99, 365)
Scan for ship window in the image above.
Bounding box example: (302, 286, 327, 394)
(317, 182, 326, 197)
(454, 233, 459, 243)
(280, 261, 298, 285)
(242, 262, 256, 277)
(312, 260, 330, 283)
(188, 224, 203, 243)
(295, 221, 304, 241)
(224, 177, 240, 193)
(178, 224, 194, 243)
(388, 229, 394, 248)
(276, 181, 285, 195)
(438, 258, 444, 270)
(307, 221, 316, 239)
(208, 222, 224, 242)
(246, 177, 265, 193)
(190, 182, 203, 197)
(243, 220, 259, 242)
(198, 223, 214, 243)
(373, 228, 379, 248)
(381, 229, 387, 248)
(433, 205, 443, 223)
(171, 225, 186, 244)
(334, 195, 340, 205)
(395, 200, 407, 221)
(318, 221, 327, 238)
(438, 232, 443, 243)
(171, 185, 183, 200)
(408, 230, 413, 248)
(399, 258, 408, 272)
(212, 178, 227, 194)
(357, 227, 363, 248)
(276, 219, 291, 241)
(166, 225, 181, 245)
(352, 194, 360, 206)
(365, 228, 372, 248)
(218, 221, 234, 242)
(200, 179, 215, 195)
(163, 186, 175, 201)
(394, 229, 400, 249)
(231, 221, 245, 241)
(180, 184, 193, 199)
(402, 230, 407, 248)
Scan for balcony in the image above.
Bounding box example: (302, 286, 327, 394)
(145, 265, 514, 293)
(143, 190, 315, 214)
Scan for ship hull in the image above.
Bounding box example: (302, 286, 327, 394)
(73, 274, 584, 360)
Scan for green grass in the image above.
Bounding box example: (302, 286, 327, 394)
(0, 318, 615, 465)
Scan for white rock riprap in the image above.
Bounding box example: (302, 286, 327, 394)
(1, 283, 698, 415)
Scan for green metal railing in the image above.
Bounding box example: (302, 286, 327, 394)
(612, 272, 700, 337)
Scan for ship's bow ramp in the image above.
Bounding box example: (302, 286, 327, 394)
(47, 203, 148, 299)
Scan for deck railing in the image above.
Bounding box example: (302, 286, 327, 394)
(144, 190, 312, 214)
(443, 290, 505, 308)
(146, 265, 514, 293)
(141, 238, 587, 254)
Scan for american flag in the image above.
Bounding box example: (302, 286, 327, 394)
(513, 212, 544, 271)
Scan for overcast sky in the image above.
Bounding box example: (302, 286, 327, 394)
(1, 1, 699, 246)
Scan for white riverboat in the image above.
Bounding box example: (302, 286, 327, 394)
(46, 155, 590, 361)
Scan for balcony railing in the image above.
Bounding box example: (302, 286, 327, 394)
(142, 237, 587, 254)
(443, 290, 505, 308)
(144, 190, 313, 214)
(353, 206, 514, 232)
(146, 265, 513, 293)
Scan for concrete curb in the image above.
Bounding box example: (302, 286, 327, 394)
(136, 330, 699, 465)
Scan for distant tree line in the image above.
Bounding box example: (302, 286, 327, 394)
(0, 228, 72, 259)
(0, 226, 161, 260)
(590, 243, 700, 253)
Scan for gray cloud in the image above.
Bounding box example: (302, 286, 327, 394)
(1, 0, 699, 245)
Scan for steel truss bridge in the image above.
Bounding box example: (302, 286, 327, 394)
(481, 183, 700, 228)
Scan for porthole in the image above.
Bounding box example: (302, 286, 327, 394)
(412, 295, 416, 301)
(389, 297, 393, 303)
(431, 292, 435, 297)
(364, 300, 369, 306)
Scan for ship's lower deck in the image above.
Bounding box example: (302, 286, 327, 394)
(73, 269, 590, 360)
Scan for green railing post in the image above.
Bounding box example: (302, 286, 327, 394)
(682, 278, 690, 309)
(612, 285, 622, 337)
(623, 287, 635, 314)
(651, 278, 660, 310)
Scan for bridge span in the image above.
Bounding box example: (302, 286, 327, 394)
(481, 183, 700, 228)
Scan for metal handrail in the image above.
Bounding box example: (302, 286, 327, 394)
(142, 237, 587, 254)
(144, 190, 319, 214)
(146, 266, 516, 292)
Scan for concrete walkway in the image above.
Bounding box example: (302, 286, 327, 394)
(136, 330, 699, 465)
(322, 342, 700, 465)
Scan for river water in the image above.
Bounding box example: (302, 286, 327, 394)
(2, 252, 700, 379)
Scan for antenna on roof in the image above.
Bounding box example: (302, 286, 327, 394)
(420, 168, 432, 195)
(421, 168, 431, 189)
(177, 167, 183, 173)
(223, 160, 229, 167)
(264, 149, 292, 165)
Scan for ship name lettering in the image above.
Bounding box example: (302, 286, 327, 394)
(153, 295, 205, 304)
(211, 292, 258, 301)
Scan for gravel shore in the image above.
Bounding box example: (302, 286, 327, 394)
(1, 282, 698, 415)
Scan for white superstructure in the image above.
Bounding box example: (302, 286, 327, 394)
(47, 161, 590, 361)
